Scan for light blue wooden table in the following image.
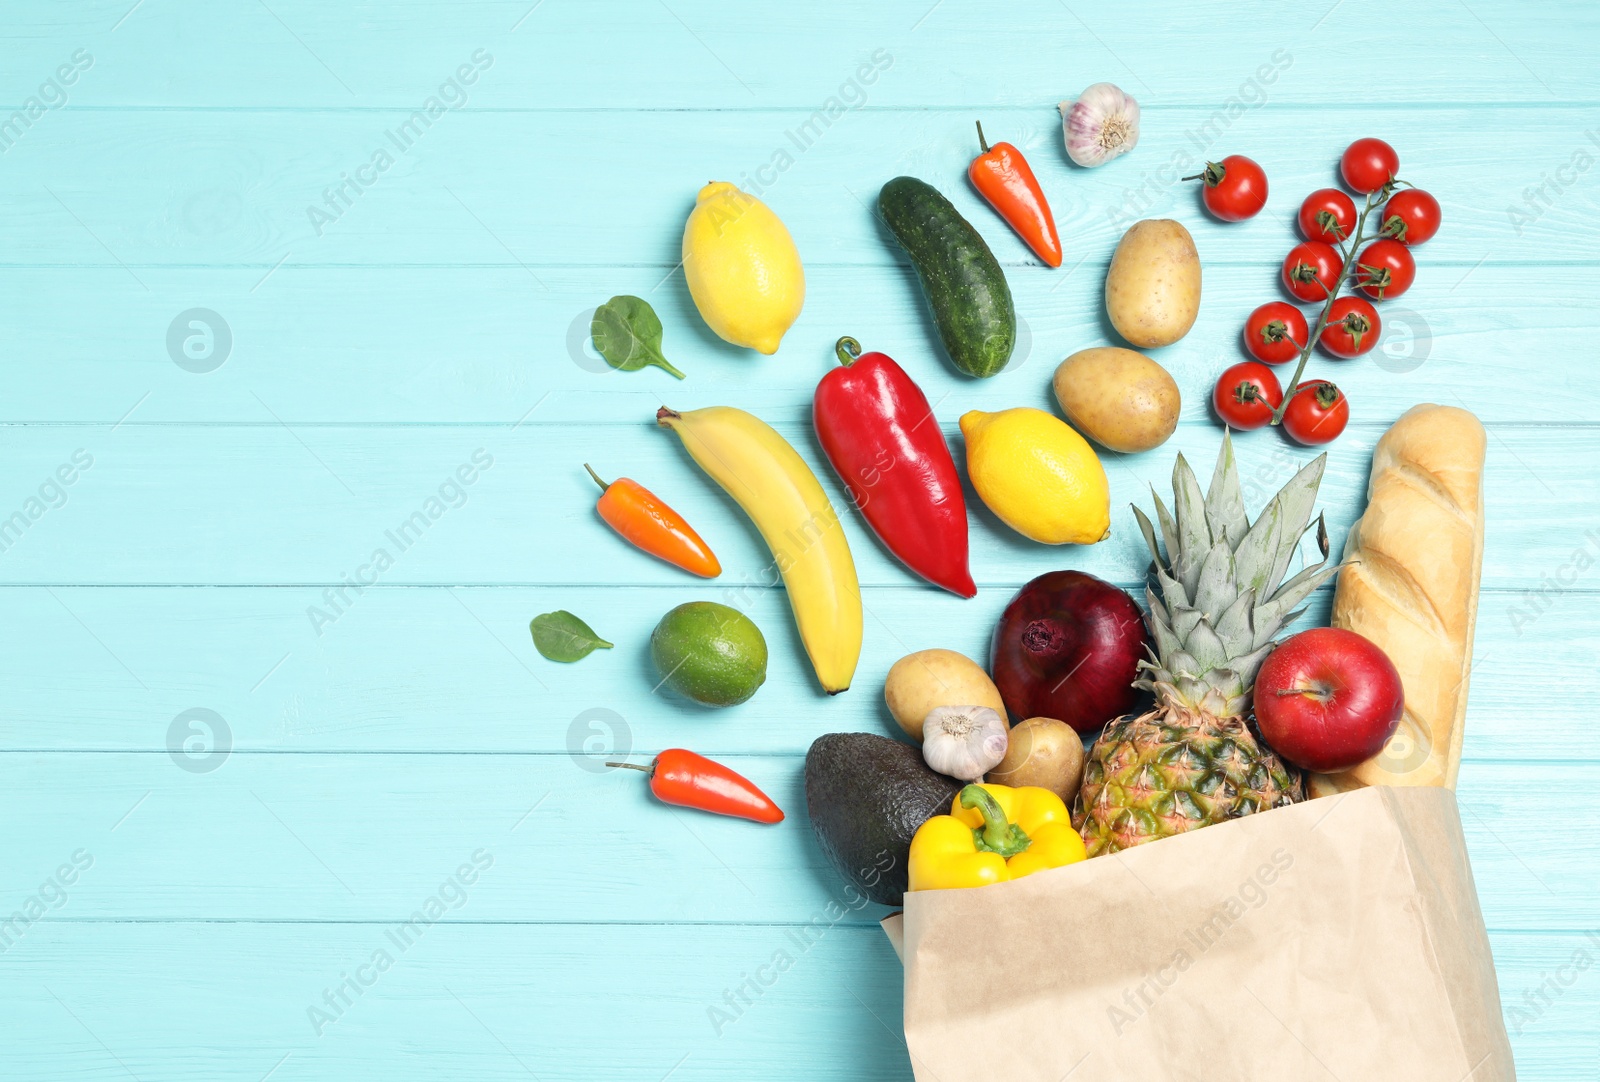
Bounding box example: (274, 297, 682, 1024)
(1, 1, 1595, 1077)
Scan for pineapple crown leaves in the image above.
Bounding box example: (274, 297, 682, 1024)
(1130, 432, 1340, 708)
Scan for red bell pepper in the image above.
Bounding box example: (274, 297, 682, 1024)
(812, 337, 975, 598)
(968, 121, 1062, 268)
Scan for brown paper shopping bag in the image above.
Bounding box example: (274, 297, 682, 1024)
(883, 786, 1514, 1081)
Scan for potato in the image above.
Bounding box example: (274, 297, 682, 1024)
(1053, 347, 1179, 454)
(985, 717, 1086, 806)
(884, 649, 1006, 742)
(1104, 219, 1201, 348)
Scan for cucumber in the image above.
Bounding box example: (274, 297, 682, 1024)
(879, 176, 1016, 379)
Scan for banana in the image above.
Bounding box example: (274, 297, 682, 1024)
(658, 405, 861, 693)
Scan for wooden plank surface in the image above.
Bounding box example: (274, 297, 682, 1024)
(0, 754, 1590, 931)
(3, 0, 1595, 1078)
(0, 423, 1589, 590)
(0, 265, 1590, 425)
(1, 1, 1597, 107)
(2, 108, 1597, 268)
(0, 582, 1589, 760)
(0, 923, 1593, 1081)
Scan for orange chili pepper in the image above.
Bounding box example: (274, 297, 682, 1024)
(585, 464, 721, 578)
(968, 121, 1062, 268)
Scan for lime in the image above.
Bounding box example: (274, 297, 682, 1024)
(650, 602, 767, 707)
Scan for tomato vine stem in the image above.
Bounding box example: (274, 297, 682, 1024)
(1270, 185, 1392, 425)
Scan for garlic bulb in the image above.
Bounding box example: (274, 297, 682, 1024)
(1060, 82, 1140, 167)
(921, 705, 1008, 782)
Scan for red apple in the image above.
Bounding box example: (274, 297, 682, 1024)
(990, 571, 1147, 734)
(1254, 627, 1404, 773)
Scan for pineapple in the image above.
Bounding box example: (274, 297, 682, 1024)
(1075, 433, 1337, 857)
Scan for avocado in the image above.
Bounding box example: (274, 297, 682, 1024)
(804, 732, 962, 906)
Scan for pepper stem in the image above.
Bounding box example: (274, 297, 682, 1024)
(583, 463, 610, 492)
(975, 120, 989, 154)
(959, 784, 1031, 858)
(834, 336, 863, 367)
(606, 761, 654, 774)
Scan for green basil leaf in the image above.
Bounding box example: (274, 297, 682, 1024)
(591, 295, 685, 379)
(530, 610, 614, 663)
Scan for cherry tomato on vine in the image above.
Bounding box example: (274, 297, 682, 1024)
(1282, 241, 1342, 302)
(1192, 155, 1269, 221)
(1381, 189, 1441, 245)
(1282, 381, 1349, 445)
(1243, 302, 1309, 364)
(1319, 297, 1381, 359)
(1298, 188, 1358, 243)
(1354, 238, 1416, 299)
(1340, 138, 1400, 194)
(1213, 361, 1283, 430)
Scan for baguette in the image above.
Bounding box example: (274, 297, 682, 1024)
(1308, 404, 1485, 797)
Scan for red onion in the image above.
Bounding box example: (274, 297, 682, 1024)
(990, 571, 1147, 735)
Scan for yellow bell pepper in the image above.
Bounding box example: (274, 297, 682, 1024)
(908, 783, 1087, 891)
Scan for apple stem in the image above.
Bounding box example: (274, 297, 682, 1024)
(1276, 682, 1335, 704)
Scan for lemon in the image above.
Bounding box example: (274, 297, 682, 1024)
(960, 408, 1110, 545)
(682, 182, 804, 355)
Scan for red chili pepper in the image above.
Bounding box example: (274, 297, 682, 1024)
(812, 337, 975, 598)
(968, 121, 1062, 268)
(609, 749, 784, 824)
